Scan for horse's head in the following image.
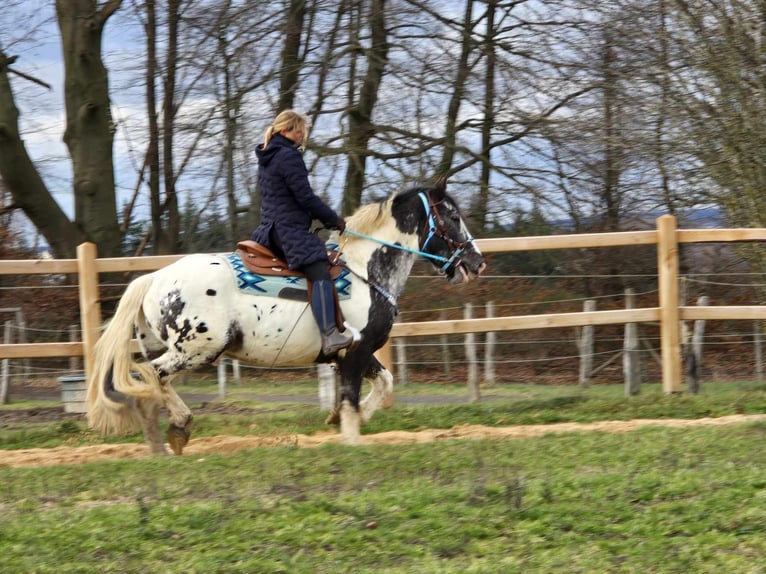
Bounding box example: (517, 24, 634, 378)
(410, 177, 487, 285)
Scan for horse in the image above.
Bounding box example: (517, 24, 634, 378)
(86, 177, 486, 454)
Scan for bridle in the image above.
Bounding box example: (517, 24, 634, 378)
(341, 190, 473, 268)
(417, 191, 475, 273)
(332, 189, 476, 308)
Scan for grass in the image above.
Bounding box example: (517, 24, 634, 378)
(3, 379, 766, 450)
(3, 379, 766, 571)
(3, 424, 766, 572)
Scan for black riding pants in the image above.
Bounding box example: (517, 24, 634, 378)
(270, 227, 330, 282)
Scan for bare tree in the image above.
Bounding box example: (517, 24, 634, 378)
(0, 49, 84, 257)
(341, 0, 389, 214)
(0, 0, 123, 258)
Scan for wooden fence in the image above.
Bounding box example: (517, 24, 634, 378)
(2, 215, 766, 393)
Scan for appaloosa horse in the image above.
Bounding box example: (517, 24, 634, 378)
(86, 178, 486, 454)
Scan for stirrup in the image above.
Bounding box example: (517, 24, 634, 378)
(321, 328, 354, 356)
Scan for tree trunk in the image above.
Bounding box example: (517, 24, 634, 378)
(163, 0, 181, 253)
(278, 0, 307, 112)
(0, 51, 85, 258)
(145, 0, 162, 253)
(437, 0, 475, 177)
(342, 0, 388, 215)
(56, 0, 122, 257)
(471, 0, 497, 235)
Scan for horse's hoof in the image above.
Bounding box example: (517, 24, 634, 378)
(167, 424, 190, 455)
(325, 409, 341, 425)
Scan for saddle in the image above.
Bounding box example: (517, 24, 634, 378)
(235, 240, 346, 329)
(235, 240, 344, 280)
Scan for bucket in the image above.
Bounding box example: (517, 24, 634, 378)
(58, 374, 87, 414)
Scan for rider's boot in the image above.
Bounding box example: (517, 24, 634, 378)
(311, 279, 354, 356)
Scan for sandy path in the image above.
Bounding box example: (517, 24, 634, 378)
(3, 413, 766, 468)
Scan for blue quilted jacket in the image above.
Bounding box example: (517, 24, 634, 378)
(251, 133, 339, 269)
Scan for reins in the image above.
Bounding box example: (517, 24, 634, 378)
(339, 191, 474, 270)
(328, 190, 474, 309)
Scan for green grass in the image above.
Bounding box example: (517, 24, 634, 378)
(3, 424, 766, 572)
(3, 379, 766, 451)
(4, 380, 766, 572)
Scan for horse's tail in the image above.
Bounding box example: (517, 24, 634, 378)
(86, 273, 163, 435)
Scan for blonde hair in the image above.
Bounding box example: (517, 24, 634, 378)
(263, 109, 310, 151)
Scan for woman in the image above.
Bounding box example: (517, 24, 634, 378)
(251, 110, 353, 356)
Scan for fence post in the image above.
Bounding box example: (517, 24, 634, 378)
(440, 310, 451, 377)
(69, 324, 81, 371)
(395, 338, 408, 386)
(217, 360, 227, 397)
(578, 299, 595, 388)
(656, 215, 683, 393)
(685, 295, 708, 394)
(464, 303, 480, 401)
(484, 301, 496, 386)
(624, 289, 641, 396)
(77, 242, 102, 380)
(232, 359, 241, 384)
(317, 363, 336, 411)
(755, 320, 764, 384)
(375, 339, 393, 373)
(16, 310, 29, 376)
(1, 320, 12, 404)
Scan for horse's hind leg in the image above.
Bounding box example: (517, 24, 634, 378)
(136, 397, 170, 455)
(161, 381, 194, 455)
(132, 379, 192, 455)
(148, 348, 225, 454)
(137, 324, 195, 454)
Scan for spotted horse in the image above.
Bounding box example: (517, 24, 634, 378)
(86, 177, 486, 454)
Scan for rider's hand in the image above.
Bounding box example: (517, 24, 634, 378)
(331, 216, 346, 233)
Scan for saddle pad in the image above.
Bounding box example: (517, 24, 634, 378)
(224, 253, 352, 301)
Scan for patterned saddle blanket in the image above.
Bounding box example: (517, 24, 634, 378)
(224, 252, 352, 302)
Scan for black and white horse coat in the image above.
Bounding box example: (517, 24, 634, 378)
(86, 180, 486, 454)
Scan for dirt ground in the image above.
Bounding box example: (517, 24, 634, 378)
(3, 409, 766, 469)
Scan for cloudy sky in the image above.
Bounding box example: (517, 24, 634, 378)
(7, 1, 149, 222)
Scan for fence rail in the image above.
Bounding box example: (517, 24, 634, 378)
(2, 214, 766, 394)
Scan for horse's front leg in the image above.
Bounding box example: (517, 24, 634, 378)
(359, 356, 394, 423)
(326, 355, 394, 425)
(335, 358, 365, 445)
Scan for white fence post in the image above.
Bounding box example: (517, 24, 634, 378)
(685, 295, 708, 394)
(755, 320, 764, 384)
(217, 360, 227, 398)
(624, 289, 641, 396)
(1, 320, 12, 404)
(395, 338, 408, 385)
(578, 299, 595, 388)
(465, 303, 480, 401)
(484, 301, 496, 386)
(232, 359, 241, 384)
(317, 363, 336, 411)
(439, 310, 451, 377)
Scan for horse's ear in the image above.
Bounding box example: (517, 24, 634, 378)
(432, 175, 447, 200)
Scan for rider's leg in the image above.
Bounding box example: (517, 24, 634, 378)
(303, 260, 353, 356)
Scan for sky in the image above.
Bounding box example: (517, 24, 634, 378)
(6, 1, 149, 224)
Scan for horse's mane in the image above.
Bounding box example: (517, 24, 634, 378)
(345, 197, 392, 236)
(345, 186, 432, 236)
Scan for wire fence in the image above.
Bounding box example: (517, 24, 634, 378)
(2, 271, 765, 395)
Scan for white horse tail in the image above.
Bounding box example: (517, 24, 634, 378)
(87, 273, 163, 435)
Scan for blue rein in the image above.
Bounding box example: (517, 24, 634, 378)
(343, 192, 473, 272)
